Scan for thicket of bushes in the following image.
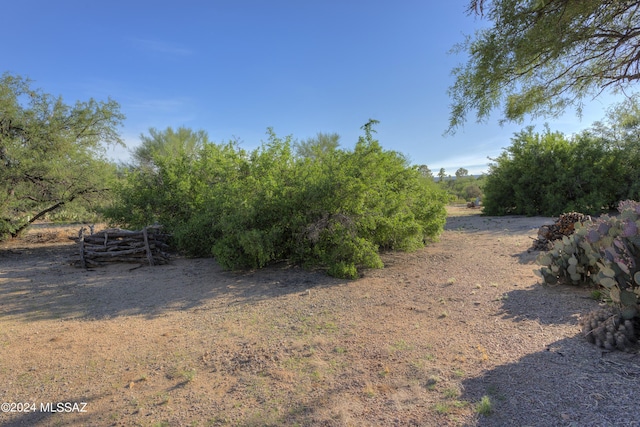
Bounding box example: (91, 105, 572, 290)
(482, 97, 640, 216)
(438, 173, 486, 204)
(482, 127, 640, 216)
(105, 122, 448, 278)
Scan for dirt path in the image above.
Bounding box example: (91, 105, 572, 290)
(1, 208, 639, 426)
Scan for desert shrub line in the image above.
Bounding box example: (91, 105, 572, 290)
(105, 122, 448, 278)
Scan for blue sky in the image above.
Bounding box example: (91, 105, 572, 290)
(3, 1, 623, 174)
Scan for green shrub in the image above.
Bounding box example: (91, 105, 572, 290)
(483, 97, 640, 217)
(106, 123, 448, 278)
(483, 127, 624, 216)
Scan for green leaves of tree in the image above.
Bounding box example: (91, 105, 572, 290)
(448, 0, 640, 131)
(0, 73, 124, 238)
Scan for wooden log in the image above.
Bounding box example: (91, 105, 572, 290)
(87, 257, 135, 265)
(84, 241, 147, 250)
(149, 241, 171, 250)
(108, 243, 148, 251)
(84, 255, 169, 264)
(143, 226, 155, 266)
(79, 227, 86, 269)
(83, 243, 151, 253)
(85, 256, 146, 264)
(84, 247, 148, 257)
(89, 230, 144, 239)
(83, 235, 140, 244)
(86, 239, 146, 247)
(83, 235, 170, 246)
(95, 250, 155, 257)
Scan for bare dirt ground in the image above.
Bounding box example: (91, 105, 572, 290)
(1, 207, 640, 427)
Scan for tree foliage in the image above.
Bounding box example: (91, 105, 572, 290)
(106, 122, 448, 278)
(417, 164, 433, 179)
(482, 97, 640, 216)
(449, 0, 640, 131)
(455, 167, 469, 178)
(437, 171, 486, 204)
(0, 73, 124, 238)
(131, 126, 209, 168)
(293, 132, 340, 159)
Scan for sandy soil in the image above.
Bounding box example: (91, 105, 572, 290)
(1, 207, 639, 427)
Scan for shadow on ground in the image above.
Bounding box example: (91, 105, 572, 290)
(0, 244, 345, 321)
(462, 281, 640, 426)
(498, 284, 597, 325)
(444, 214, 553, 236)
(461, 336, 640, 427)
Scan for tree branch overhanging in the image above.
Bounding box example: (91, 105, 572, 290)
(9, 188, 109, 238)
(448, 0, 640, 132)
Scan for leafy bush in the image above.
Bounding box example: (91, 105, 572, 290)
(106, 122, 448, 278)
(482, 127, 628, 216)
(537, 200, 640, 319)
(436, 170, 486, 204)
(483, 95, 640, 216)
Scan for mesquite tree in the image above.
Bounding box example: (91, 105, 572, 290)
(0, 73, 124, 238)
(448, 0, 640, 131)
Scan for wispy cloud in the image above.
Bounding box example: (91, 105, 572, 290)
(128, 37, 194, 56)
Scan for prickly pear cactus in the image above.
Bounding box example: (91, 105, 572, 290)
(586, 201, 640, 319)
(537, 200, 640, 323)
(535, 223, 598, 286)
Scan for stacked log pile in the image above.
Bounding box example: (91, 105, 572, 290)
(531, 212, 591, 251)
(73, 225, 171, 268)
